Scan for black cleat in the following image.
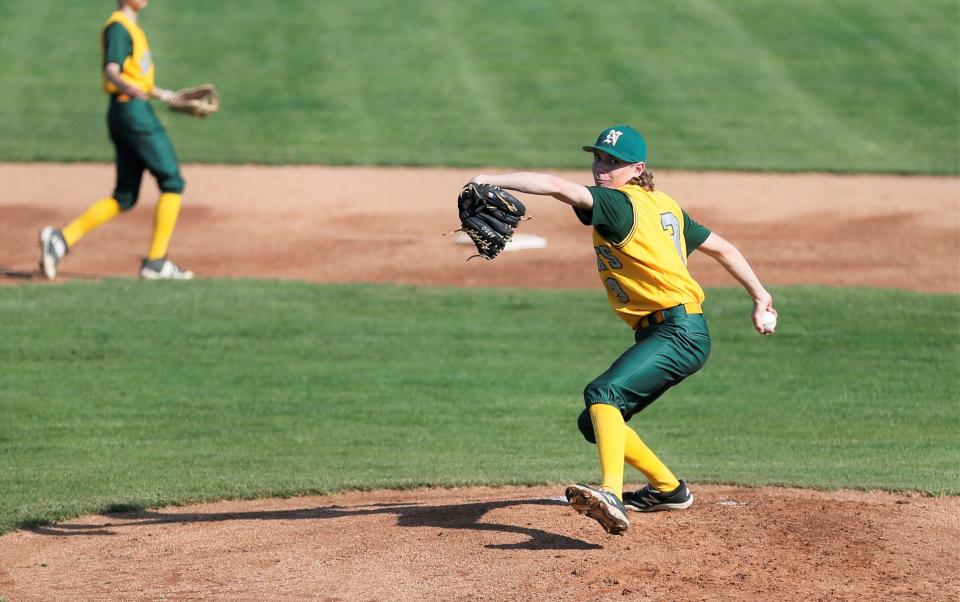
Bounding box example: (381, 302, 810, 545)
(623, 480, 694, 512)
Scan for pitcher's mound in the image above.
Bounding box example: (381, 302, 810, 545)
(1, 484, 957, 601)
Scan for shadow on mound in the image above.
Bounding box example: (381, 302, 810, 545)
(27, 497, 600, 551)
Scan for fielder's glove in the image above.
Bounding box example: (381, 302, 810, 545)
(456, 183, 527, 260)
(168, 84, 220, 117)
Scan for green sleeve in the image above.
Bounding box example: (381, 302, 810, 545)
(572, 187, 634, 244)
(682, 209, 712, 254)
(103, 22, 132, 67)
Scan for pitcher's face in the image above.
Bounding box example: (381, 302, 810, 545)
(592, 151, 644, 188)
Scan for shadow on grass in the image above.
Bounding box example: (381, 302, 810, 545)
(26, 497, 602, 551)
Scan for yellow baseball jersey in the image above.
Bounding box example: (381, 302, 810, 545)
(102, 11, 154, 98)
(586, 185, 706, 327)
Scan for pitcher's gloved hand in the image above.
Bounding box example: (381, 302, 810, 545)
(456, 183, 527, 260)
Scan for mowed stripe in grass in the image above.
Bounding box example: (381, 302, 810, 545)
(0, 281, 957, 533)
(0, 1, 955, 172)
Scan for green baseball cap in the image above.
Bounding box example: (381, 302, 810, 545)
(582, 125, 647, 163)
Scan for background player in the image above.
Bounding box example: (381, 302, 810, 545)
(39, 0, 192, 280)
(470, 125, 776, 535)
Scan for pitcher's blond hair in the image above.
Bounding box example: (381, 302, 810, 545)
(628, 169, 654, 192)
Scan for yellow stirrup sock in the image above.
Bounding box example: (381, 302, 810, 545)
(624, 424, 680, 493)
(147, 193, 183, 260)
(61, 197, 122, 247)
(589, 403, 626, 499)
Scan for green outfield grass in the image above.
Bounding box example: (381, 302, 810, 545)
(0, 1, 956, 173)
(0, 281, 957, 533)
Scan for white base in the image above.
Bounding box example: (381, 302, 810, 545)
(453, 232, 547, 252)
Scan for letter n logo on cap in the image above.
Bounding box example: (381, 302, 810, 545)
(603, 129, 624, 146)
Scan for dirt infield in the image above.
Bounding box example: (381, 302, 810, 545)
(1, 164, 958, 292)
(1, 164, 958, 600)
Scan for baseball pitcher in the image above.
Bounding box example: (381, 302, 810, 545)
(467, 125, 777, 535)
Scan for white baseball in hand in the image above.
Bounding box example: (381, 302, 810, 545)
(761, 311, 777, 333)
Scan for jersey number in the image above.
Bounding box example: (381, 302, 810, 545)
(605, 277, 629, 303)
(660, 212, 686, 264)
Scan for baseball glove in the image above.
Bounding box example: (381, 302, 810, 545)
(168, 84, 220, 117)
(456, 183, 527, 260)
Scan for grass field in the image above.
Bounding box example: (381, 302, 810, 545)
(1, 281, 957, 534)
(0, 0, 956, 172)
(1, 0, 958, 547)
